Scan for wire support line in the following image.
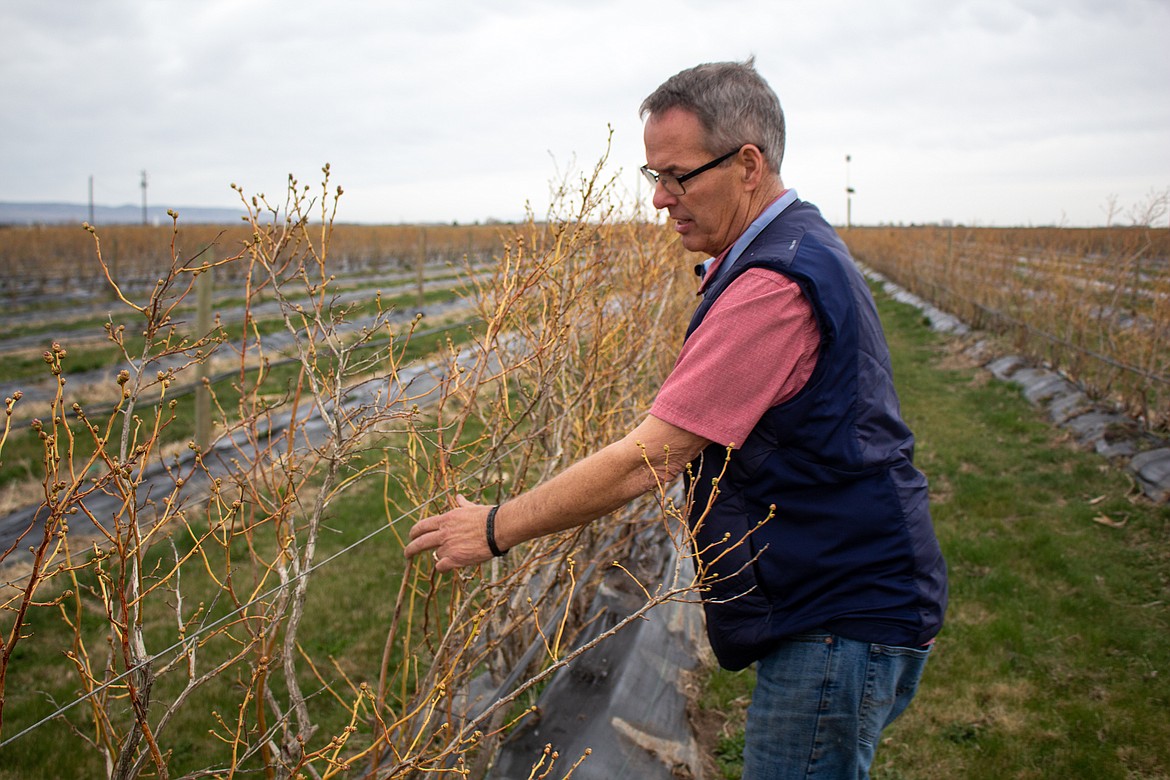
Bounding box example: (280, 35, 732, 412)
(917, 279, 1170, 387)
(0, 427, 531, 751)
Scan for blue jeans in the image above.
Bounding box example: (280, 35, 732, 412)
(741, 632, 932, 780)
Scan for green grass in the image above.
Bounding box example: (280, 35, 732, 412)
(702, 290, 1170, 779)
(695, 665, 753, 779)
(882, 298, 1169, 779)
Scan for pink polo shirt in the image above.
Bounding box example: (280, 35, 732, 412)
(650, 258, 820, 448)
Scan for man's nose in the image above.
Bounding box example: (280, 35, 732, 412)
(651, 181, 676, 210)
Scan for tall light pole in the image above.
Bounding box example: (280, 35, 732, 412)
(141, 169, 148, 225)
(845, 154, 855, 230)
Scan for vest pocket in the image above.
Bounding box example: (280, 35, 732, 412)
(693, 506, 775, 609)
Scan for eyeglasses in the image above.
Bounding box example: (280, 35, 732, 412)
(640, 147, 744, 196)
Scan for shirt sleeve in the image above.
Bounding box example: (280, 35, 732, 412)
(650, 268, 820, 448)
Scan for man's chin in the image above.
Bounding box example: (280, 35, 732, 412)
(679, 233, 711, 255)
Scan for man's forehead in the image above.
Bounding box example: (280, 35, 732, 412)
(643, 108, 710, 165)
(644, 106, 705, 136)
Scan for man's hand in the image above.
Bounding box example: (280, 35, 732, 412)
(404, 494, 493, 573)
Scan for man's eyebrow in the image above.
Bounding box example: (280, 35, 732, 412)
(647, 161, 682, 175)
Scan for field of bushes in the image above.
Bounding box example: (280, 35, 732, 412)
(843, 221, 1170, 434)
(0, 164, 706, 779)
(1, 166, 1167, 778)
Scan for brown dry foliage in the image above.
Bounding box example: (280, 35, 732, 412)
(0, 151, 727, 780)
(843, 215, 1170, 432)
(0, 219, 507, 302)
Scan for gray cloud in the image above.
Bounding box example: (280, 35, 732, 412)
(1, 0, 1166, 226)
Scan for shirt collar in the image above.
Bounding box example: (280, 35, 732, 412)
(697, 189, 798, 292)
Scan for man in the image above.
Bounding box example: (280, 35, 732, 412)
(406, 59, 947, 779)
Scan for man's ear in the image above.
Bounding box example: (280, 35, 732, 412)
(739, 144, 767, 191)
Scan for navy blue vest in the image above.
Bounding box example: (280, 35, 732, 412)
(685, 200, 947, 670)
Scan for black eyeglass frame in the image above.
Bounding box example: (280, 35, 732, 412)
(640, 146, 748, 195)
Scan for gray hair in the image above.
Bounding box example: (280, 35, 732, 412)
(639, 58, 785, 174)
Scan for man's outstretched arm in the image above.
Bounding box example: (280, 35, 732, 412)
(404, 414, 710, 572)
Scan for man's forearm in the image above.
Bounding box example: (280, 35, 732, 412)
(404, 414, 710, 571)
(493, 427, 681, 550)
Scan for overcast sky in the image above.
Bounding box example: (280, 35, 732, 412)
(2, 0, 1168, 227)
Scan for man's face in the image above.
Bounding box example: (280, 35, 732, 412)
(643, 108, 747, 257)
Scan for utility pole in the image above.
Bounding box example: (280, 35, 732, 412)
(417, 227, 427, 310)
(845, 154, 855, 230)
(141, 169, 148, 225)
(88, 175, 95, 225)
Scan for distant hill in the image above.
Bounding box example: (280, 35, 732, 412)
(0, 201, 247, 226)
